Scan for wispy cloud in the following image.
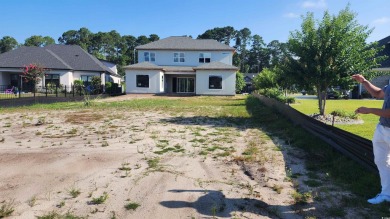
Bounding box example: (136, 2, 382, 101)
(284, 13, 300, 18)
(372, 17, 390, 25)
(301, 0, 327, 9)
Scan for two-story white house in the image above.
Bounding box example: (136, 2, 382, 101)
(124, 36, 238, 95)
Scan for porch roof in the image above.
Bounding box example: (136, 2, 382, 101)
(193, 62, 238, 71)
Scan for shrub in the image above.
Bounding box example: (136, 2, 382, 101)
(330, 109, 359, 119)
(105, 82, 112, 94)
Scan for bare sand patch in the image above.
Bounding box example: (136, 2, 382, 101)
(0, 102, 356, 218)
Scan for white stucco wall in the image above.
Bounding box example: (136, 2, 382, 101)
(195, 70, 236, 96)
(138, 50, 233, 66)
(125, 70, 164, 94)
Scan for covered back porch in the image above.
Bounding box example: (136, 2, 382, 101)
(164, 72, 196, 94)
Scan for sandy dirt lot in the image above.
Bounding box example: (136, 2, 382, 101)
(0, 96, 352, 218)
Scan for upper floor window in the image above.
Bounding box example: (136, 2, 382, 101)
(174, 52, 185, 63)
(144, 52, 155, 62)
(199, 53, 211, 63)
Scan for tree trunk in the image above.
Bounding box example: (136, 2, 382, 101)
(317, 88, 327, 116)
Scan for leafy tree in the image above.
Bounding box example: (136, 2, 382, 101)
(284, 6, 385, 115)
(24, 35, 55, 47)
(235, 72, 246, 93)
(0, 36, 18, 53)
(253, 68, 278, 90)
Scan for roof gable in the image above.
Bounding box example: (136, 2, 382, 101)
(136, 36, 235, 51)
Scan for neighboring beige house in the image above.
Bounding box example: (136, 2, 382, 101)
(124, 36, 238, 95)
(0, 45, 121, 90)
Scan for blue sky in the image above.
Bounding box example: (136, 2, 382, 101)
(1, 0, 389, 44)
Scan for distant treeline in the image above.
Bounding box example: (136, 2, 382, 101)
(0, 26, 285, 75)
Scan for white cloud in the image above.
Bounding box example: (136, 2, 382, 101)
(284, 13, 300, 18)
(372, 17, 390, 25)
(301, 0, 327, 9)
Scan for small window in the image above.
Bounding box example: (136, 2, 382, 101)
(199, 53, 211, 63)
(136, 75, 149, 88)
(209, 76, 222, 89)
(174, 52, 185, 63)
(144, 52, 155, 62)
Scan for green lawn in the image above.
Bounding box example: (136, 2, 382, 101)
(290, 98, 383, 139)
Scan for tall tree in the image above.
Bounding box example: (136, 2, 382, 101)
(247, 34, 269, 73)
(197, 26, 236, 45)
(24, 35, 55, 47)
(0, 36, 18, 53)
(148, 34, 160, 42)
(285, 6, 385, 115)
(267, 40, 287, 68)
(58, 27, 93, 53)
(235, 28, 252, 73)
(136, 35, 150, 46)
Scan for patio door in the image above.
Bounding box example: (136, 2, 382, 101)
(177, 77, 195, 93)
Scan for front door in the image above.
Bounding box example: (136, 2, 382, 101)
(177, 77, 195, 93)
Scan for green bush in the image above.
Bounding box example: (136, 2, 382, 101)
(258, 88, 296, 104)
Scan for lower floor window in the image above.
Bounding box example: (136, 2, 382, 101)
(45, 74, 60, 87)
(209, 76, 222, 89)
(81, 75, 93, 86)
(136, 75, 149, 87)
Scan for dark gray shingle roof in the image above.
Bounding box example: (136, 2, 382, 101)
(136, 36, 235, 51)
(0, 46, 72, 69)
(0, 45, 117, 76)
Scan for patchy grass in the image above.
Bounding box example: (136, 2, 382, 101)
(124, 202, 140, 211)
(68, 187, 81, 198)
(0, 199, 15, 218)
(37, 211, 84, 219)
(147, 157, 160, 169)
(90, 192, 108, 205)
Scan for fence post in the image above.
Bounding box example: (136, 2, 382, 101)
(55, 85, 58, 97)
(18, 86, 21, 98)
(33, 86, 36, 98)
(45, 86, 48, 97)
(64, 85, 67, 97)
(72, 84, 75, 97)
